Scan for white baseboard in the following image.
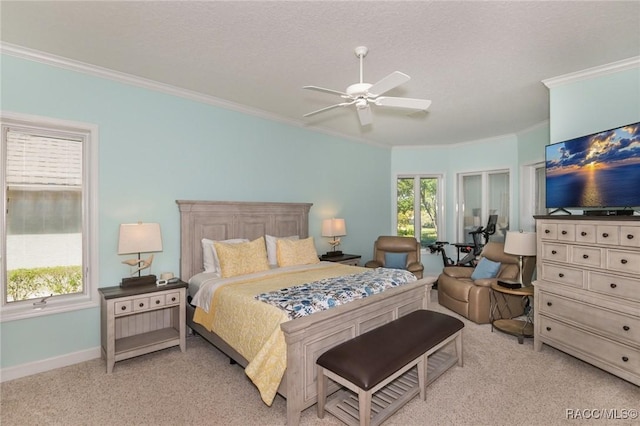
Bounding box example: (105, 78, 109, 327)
(0, 346, 101, 383)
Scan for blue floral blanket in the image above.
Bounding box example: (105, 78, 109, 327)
(255, 268, 417, 320)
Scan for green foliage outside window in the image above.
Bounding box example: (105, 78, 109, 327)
(397, 177, 439, 246)
(7, 266, 82, 302)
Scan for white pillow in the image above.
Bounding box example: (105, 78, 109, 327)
(201, 238, 249, 274)
(265, 234, 299, 265)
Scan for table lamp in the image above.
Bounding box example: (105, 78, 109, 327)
(321, 218, 346, 257)
(118, 222, 163, 287)
(503, 230, 537, 285)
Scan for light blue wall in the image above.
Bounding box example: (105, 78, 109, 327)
(0, 54, 391, 368)
(549, 67, 640, 143)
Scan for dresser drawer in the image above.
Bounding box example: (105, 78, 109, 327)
(539, 316, 640, 375)
(539, 223, 557, 240)
(620, 226, 640, 248)
(540, 263, 584, 288)
(538, 292, 640, 344)
(541, 243, 568, 262)
(589, 271, 640, 303)
(570, 246, 603, 268)
(597, 225, 620, 245)
(607, 249, 640, 275)
(575, 224, 596, 244)
(557, 224, 575, 242)
(150, 294, 166, 308)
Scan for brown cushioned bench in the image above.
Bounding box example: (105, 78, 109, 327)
(316, 310, 464, 426)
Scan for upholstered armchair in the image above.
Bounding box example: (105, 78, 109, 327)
(437, 241, 534, 324)
(365, 236, 424, 279)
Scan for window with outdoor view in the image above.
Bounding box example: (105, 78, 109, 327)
(1, 114, 98, 320)
(396, 175, 443, 248)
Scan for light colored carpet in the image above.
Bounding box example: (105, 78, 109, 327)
(1, 289, 638, 425)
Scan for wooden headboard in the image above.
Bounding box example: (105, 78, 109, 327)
(176, 200, 312, 281)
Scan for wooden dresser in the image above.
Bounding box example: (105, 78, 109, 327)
(533, 215, 640, 386)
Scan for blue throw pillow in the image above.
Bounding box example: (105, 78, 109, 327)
(471, 258, 501, 280)
(384, 252, 408, 269)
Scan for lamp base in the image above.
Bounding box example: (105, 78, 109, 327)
(121, 274, 157, 288)
(323, 251, 343, 257)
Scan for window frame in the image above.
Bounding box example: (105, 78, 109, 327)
(456, 168, 511, 243)
(1, 112, 99, 322)
(394, 174, 445, 251)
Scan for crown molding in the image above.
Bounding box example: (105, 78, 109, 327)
(0, 42, 380, 147)
(542, 56, 640, 88)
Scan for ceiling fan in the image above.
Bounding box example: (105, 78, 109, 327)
(303, 46, 432, 126)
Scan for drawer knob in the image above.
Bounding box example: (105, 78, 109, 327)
(171, 297, 176, 302)
(121, 306, 127, 311)
(545, 229, 550, 234)
(610, 283, 617, 289)
(155, 300, 161, 305)
(561, 230, 567, 235)
(602, 233, 609, 238)
(558, 273, 564, 278)
(551, 250, 557, 255)
(622, 356, 629, 362)
(623, 325, 630, 331)
(627, 234, 634, 240)
(139, 303, 144, 308)
(546, 326, 551, 331)
(621, 259, 628, 265)
(581, 231, 587, 236)
(582, 254, 589, 259)
(547, 302, 553, 306)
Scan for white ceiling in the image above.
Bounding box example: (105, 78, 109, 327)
(1, 1, 639, 147)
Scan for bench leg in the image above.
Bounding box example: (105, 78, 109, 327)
(455, 332, 464, 367)
(358, 389, 372, 426)
(417, 355, 427, 401)
(317, 366, 327, 419)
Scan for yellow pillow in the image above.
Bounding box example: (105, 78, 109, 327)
(214, 237, 270, 278)
(276, 237, 320, 267)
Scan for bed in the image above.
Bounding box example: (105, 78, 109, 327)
(177, 200, 435, 425)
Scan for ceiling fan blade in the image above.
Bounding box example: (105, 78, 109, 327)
(357, 104, 373, 126)
(374, 96, 432, 111)
(303, 101, 355, 117)
(367, 71, 410, 97)
(303, 85, 348, 97)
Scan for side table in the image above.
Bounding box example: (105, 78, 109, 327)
(319, 253, 361, 266)
(490, 282, 534, 344)
(99, 280, 188, 373)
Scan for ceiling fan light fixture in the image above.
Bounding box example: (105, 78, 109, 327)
(303, 46, 431, 126)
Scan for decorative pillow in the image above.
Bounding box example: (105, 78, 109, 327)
(471, 257, 501, 280)
(276, 237, 320, 267)
(201, 238, 248, 274)
(384, 252, 408, 269)
(265, 234, 299, 265)
(214, 237, 270, 278)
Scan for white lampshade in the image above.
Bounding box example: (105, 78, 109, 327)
(118, 223, 163, 254)
(504, 230, 536, 256)
(321, 218, 346, 237)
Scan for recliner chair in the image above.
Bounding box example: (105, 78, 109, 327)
(365, 236, 424, 279)
(437, 241, 534, 324)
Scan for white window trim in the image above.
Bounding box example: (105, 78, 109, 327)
(393, 173, 445, 251)
(520, 161, 545, 232)
(456, 168, 512, 242)
(0, 112, 99, 322)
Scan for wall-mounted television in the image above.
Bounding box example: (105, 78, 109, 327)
(545, 121, 640, 212)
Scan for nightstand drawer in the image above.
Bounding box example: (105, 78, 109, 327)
(165, 292, 181, 305)
(114, 300, 132, 316)
(132, 296, 150, 312)
(150, 294, 166, 308)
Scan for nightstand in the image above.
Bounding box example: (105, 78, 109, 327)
(99, 280, 187, 373)
(319, 253, 361, 266)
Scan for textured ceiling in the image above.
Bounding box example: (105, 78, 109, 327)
(1, 1, 639, 146)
